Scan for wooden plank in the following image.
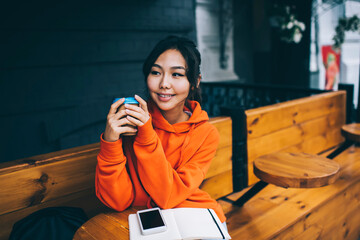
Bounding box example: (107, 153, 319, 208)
(282, 225, 322, 240)
(274, 180, 360, 240)
(246, 91, 346, 139)
(205, 146, 232, 178)
(204, 116, 233, 198)
(247, 110, 345, 161)
(0, 153, 98, 216)
(226, 182, 301, 205)
(206, 117, 232, 179)
(225, 197, 278, 231)
(200, 170, 233, 200)
(0, 143, 100, 175)
(308, 182, 360, 240)
(209, 116, 232, 149)
(282, 127, 344, 155)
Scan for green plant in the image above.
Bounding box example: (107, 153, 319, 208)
(333, 15, 360, 49)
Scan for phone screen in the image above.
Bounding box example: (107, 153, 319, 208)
(139, 209, 165, 230)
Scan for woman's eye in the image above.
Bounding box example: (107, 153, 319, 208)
(173, 73, 184, 77)
(151, 71, 160, 75)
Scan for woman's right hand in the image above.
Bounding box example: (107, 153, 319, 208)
(103, 98, 138, 142)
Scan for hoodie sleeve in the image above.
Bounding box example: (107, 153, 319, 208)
(134, 120, 219, 209)
(95, 135, 134, 211)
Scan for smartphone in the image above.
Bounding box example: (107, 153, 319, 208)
(136, 207, 167, 235)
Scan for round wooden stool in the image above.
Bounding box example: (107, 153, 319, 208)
(341, 123, 360, 143)
(253, 152, 341, 188)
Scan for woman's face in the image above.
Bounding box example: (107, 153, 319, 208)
(147, 49, 190, 114)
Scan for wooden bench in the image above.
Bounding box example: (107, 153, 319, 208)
(0, 116, 233, 240)
(218, 90, 360, 239)
(73, 90, 359, 240)
(2, 90, 360, 240)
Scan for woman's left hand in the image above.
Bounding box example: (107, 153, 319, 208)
(124, 95, 150, 126)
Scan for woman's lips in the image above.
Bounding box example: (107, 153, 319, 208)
(157, 93, 175, 102)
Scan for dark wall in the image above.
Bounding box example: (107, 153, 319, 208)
(0, 1, 197, 162)
(235, 0, 312, 86)
(233, 0, 254, 83)
(269, 0, 312, 87)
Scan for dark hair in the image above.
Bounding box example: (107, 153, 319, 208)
(142, 36, 202, 105)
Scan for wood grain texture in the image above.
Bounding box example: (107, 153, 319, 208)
(205, 146, 232, 178)
(225, 145, 360, 240)
(0, 143, 100, 175)
(202, 117, 233, 199)
(200, 170, 233, 200)
(0, 151, 99, 216)
(246, 91, 346, 139)
(209, 116, 232, 150)
(253, 152, 340, 188)
(206, 116, 232, 179)
(246, 91, 346, 185)
(73, 206, 142, 240)
(341, 123, 360, 142)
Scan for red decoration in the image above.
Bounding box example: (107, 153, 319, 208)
(322, 45, 340, 90)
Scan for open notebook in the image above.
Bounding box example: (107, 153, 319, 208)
(129, 208, 231, 240)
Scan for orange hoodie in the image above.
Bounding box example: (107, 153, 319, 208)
(95, 100, 226, 222)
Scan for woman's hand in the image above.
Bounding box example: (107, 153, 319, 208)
(124, 95, 150, 127)
(103, 98, 138, 142)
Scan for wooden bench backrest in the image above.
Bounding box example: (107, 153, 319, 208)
(245, 91, 346, 185)
(200, 116, 233, 199)
(0, 116, 232, 240)
(0, 143, 103, 240)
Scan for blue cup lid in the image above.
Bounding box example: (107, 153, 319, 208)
(113, 97, 139, 104)
(124, 97, 139, 104)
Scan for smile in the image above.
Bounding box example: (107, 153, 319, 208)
(156, 93, 175, 101)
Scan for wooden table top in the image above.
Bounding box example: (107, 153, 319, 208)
(73, 206, 143, 240)
(253, 152, 341, 188)
(341, 123, 360, 142)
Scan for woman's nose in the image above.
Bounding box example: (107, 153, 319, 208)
(159, 74, 171, 89)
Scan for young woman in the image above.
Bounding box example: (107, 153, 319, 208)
(95, 36, 226, 225)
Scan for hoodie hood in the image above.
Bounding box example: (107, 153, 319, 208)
(148, 100, 209, 133)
